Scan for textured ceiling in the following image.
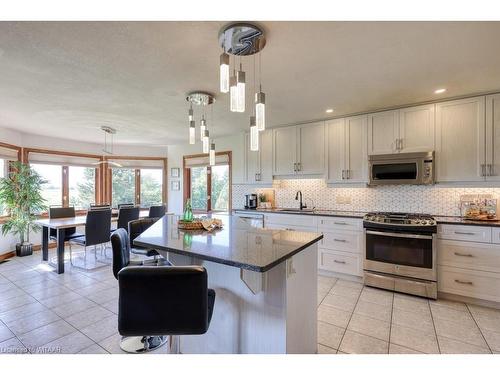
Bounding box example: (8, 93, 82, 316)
(0, 21, 500, 145)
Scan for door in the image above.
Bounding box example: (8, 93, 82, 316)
(326, 118, 345, 183)
(273, 126, 297, 175)
(486, 94, 500, 181)
(435, 96, 486, 182)
(345, 115, 368, 183)
(399, 104, 435, 153)
(244, 133, 259, 183)
(297, 122, 325, 175)
(367, 110, 399, 155)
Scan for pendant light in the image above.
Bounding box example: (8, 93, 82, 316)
(250, 116, 259, 151)
(209, 142, 216, 166)
(203, 129, 210, 154)
(219, 51, 230, 93)
(200, 114, 206, 141)
(188, 103, 193, 122)
(189, 121, 196, 145)
(229, 70, 238, 112)
(236, 61, 246, 112)
(255, 53, 265, 131)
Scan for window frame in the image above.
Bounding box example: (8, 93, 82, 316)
(183, 151, 232, 214)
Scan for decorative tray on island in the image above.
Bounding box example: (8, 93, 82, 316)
(178, 218, 223, 232)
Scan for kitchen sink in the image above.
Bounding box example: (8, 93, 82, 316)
(275, 208, 315, 213)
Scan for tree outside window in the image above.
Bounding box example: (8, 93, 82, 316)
(140, 169, 162, 207)
(31, 163, 63, 207)
(112, 168, 136, 207)
(68, 166, 96, 209)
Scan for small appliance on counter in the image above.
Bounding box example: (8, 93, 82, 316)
(460, 194, 498, 221)
(244, 194, 258, 209)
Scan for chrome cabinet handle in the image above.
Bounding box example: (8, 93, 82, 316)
(454, 231, 475, 235)
(334, 221, 347, 225)
(399, 138, 403, 150)
(297, 162, 301, 171)
(341, 170, 345, 180)
(334, 260, 346, 264)
(293, 163, 297, 172)
(334, 238, 347, 242)
(481, 164, 486, 177)
(454, 252, 474, 257)
(346, 169, 350, 179)
(454, 279, 473, 285)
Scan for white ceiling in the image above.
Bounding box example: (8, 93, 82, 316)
(0, 21, 500, 146)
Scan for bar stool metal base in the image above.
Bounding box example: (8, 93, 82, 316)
(120, 335, 168, 353)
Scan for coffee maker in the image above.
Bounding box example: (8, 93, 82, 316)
(244, 194, 258, 209)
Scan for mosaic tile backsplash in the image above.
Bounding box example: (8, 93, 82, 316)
(232, 180, 500, 216)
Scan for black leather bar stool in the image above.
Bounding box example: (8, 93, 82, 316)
(128, 218, 163, 263)
(148, 205, 166, 219)
(118, 266, 216, 353)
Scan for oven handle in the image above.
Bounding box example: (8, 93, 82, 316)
(366, 230, 434, 240)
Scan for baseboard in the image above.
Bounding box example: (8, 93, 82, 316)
(438, 292, 500, 310)
(318, 269, 363, 283)
(0, 243, 56, 261)
(0, 251, 15, 261)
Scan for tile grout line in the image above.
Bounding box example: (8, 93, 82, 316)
(387, 292, 395, 354)
(465, 304, 493, 353)
(427, 299, 441, 354)
(335, 284, 364, 353)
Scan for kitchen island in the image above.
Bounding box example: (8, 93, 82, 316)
(134, 214, 323, 354)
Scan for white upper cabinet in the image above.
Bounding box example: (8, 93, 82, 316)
(486, 94, 500, 181)
(273, 122, 325, 177)
(436, 96, 486, 182)
(244, 129, 273, 184)
(399, 104, 435, 153)
(367, 110, 399, 155)
(326, 115, 367, 184)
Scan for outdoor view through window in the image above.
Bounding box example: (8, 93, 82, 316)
(69, 166, 96, 209)
(0, 159, 5, 215)
(31, 163, 62, 207)
(190, 164, 229, 212)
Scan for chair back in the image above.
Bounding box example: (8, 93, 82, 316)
(128, 218, 157, 248)
(49, 206, 76, 237)
(118, 203, 135, 209)
(110, 228, 130, 279)
(90, 204, 111, 210)
(118, 266, 214, 336)
(148, 205, 166, 219)
(117, 206, 140, 231)
(84, 208, 112, 247)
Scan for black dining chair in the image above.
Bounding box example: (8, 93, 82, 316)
(117, 265, 215, 353)
(118, 203, 135, 209)
(48, 206, 83, 245)
(148, 205, 166, 219)
(69, 208, 112, 269)
(89, 203, 111, 210)
(115, 206, 140, 232)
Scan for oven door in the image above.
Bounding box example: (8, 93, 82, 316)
(364, 230, 436, 281)
(369, 159, 422, 185)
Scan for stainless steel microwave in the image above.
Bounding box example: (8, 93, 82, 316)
(368, 151, 435, 186)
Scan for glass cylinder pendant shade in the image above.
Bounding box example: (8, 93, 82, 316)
(255, 91, 266, 131)
(219, 52, 230, 93)
(203, 129, 210, 153)
(250, 116, 259, 151)
(188, 107, 193, 122)
(236, 69, 246, 112)
(209, 142, 216, 166)
(189, 121, 196, 145)
(229, 75, 238, 112)
(200, 116, 206, 141)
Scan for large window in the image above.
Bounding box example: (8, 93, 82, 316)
(211, 165, 229, 211)
(0, 159, 6, 216)
(68, 166, 96, 210)
(190, 166, 208, 211)
(111, 168, 136, 207)
(140, 169, 163, 207)
(31, 163, 63, 207)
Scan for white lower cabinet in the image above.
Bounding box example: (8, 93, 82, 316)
(319, 250, 362, 277)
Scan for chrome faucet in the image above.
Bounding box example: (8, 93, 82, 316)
(295, 191, 307, 210)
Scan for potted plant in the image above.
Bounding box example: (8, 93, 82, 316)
(0, 161, 47, 257)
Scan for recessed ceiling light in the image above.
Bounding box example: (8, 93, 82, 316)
(434, 88, 447, 94)
(325, 109, 334, 113)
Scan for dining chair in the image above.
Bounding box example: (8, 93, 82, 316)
(118, 203, 135, 209)
(48, 206, 83, 244)
(89, 203, 111, 210)
(68, 208, 112, 269)
(116, 206, 140, 232)
(148, 205, 166, 219)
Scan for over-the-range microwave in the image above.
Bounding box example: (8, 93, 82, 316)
(368, 151, 435, 186)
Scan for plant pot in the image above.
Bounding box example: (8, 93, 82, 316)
(16, 242, 33, 257)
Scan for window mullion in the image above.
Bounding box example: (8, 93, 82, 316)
(62, 166, 69, 207)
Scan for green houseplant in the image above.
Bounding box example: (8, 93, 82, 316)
(0, 161, 47, 256)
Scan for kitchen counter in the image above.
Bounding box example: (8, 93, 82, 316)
(434, 216, 500, 227)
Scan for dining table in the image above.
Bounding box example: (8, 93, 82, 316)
(35, 210, 153, 274)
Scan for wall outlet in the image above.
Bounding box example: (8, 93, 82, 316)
(336, 195, 352, 205)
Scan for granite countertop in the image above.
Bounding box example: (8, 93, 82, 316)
(233, 208, 500, 227)
(134, 214, 323, 273)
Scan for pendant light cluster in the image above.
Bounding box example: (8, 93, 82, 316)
(186, 92, 217, 165)
(218, 23, 267, 152)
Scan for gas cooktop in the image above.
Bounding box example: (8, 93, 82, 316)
(363, 212, 437, 227)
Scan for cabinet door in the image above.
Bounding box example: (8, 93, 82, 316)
(259, 129, 273, 183)
(297, 122, 325, 175)
(399, 104, 435, 153)
(273, 126, 297, 175)
(345, 115, 368, 183)
(244, 133, 259, 183)
(486, 94, 500, 181)
(367, 110, 399, 155)
(435, 97, 486, 182)
(326, 118, 346, 183)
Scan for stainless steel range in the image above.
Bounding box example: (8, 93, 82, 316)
(363, 212, 438, 299)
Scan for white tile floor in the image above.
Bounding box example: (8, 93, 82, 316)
(1, 249, 500, 354)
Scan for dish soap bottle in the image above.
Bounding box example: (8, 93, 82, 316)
(183, 198, 193, 222)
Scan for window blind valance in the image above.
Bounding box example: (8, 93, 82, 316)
(107, 158, 165, 169)
(28, 152, 100, 168)
(0, 146, 19, 161)
(184, 154, 229, 168)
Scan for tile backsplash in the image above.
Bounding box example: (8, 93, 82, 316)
(233, 180, 500, 216)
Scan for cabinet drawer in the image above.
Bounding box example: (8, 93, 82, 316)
(319, 249, 362, 276)
(437, 224, 492, 243)
(493, 228, 500, 244)
(438, 265, 500, 302)
(266, 223, 317, 233)
(320, 230, 363, 254)
(264, 213, 318, 228)
(318, 217, 363, 232)
(437, 240, 500, 273)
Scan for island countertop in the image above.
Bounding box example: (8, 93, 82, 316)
(134, 214, 323, 273)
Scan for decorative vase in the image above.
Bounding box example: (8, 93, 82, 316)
(16, 242, 33, 257)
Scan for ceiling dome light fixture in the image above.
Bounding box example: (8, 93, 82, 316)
(434, 88, 447, 94)
(186, 91, 215, 146)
